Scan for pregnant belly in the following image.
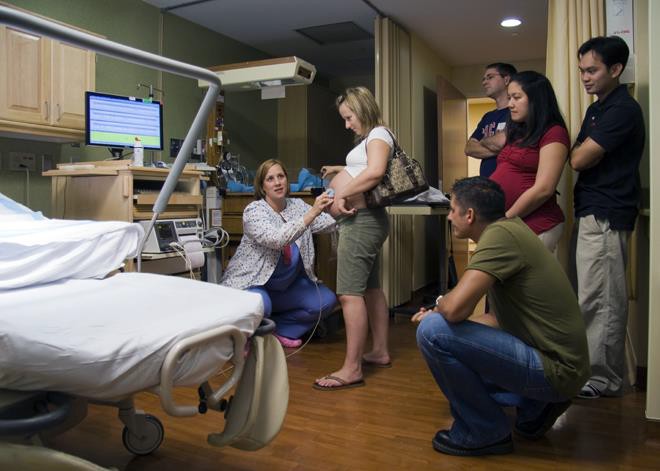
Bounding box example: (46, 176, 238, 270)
(328, 169, 366, 218)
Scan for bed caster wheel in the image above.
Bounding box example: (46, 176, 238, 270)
(122, 414, 164, 456)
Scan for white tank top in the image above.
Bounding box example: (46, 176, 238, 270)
(344, 126, 394, 178)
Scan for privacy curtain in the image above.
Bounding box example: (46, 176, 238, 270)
(374, 16, 414, 307)
(546, 0, 605, 268)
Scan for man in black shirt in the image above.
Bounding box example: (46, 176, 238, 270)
(570, 36, 645, 399)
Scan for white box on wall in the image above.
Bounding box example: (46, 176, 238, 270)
(606, 0, 635, 83)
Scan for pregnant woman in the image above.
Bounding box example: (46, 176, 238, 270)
(489, 71, 570, 252)
(314, 86, 392, 390)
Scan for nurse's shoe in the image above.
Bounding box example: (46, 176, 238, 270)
(274, 334, 302, 348)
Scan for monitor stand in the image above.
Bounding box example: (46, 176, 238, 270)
(108, 147, 124, 160)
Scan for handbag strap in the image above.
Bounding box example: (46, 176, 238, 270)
(364, 130, 398, 192)
(363, 127, 401, 156)
(382, 128, 403, 156)
(376, 128, 423, 185)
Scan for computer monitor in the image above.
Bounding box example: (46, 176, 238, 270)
(85, 91, 163, 158)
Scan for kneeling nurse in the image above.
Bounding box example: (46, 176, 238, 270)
(221, 159, 337, 348)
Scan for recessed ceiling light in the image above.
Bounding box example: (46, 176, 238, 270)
(501, 18, 522, 28)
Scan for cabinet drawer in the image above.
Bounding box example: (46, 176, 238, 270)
(134, 193, 202, 206)
(224, 194, 254, 212)
(223, 215, 244, 235)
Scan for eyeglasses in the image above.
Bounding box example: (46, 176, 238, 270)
(482, 73, 503, 82)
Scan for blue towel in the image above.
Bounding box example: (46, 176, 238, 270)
(227, 181, 254, 193)
(226, 168, 322, 194)
(290, 168, 322, 192)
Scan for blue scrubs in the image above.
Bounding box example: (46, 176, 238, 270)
(248, 243, 337, 339)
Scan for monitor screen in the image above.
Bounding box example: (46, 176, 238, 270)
(85, 91, 163, 150)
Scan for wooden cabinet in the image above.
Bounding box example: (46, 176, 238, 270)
(44, 161, 203, 222)
(223, 192, 337, 291)
(0, 24, 95, 141)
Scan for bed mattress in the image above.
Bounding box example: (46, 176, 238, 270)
(0, 273, 263, 400)
(0, 217, 143, 289)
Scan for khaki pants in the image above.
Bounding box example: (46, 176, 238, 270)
(576, 215, 629, 396)
(335, 208, 389, 296)
(538, 222, 564, 253)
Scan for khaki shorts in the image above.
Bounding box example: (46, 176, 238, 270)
(336, 208, 389, 296)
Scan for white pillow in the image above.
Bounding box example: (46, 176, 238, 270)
(0, 192, 44, 220)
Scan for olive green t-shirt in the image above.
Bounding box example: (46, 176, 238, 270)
(467, 218, 590, 397)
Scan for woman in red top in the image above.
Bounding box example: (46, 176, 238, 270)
(489, 71, 569, 252)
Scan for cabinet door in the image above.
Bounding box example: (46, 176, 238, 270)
(0, 26, 50, 125)
(51, 40, 95, 129)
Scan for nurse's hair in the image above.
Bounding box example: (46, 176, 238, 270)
(254, 158, 289, 200)
(336, 86, 384, 139)
(451, 177, 505, 223)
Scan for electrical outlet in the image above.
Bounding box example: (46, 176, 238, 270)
(9, 152, 36, 171)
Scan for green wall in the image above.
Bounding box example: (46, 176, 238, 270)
(0, 0, 277, 215)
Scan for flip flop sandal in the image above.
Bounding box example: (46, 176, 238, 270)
(362, 359, 393, 368)
(312, 375, 365, 391)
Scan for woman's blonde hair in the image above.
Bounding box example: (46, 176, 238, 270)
(336, 86, 384, 140)
(253, 158, 289, 200)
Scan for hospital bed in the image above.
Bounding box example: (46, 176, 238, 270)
(0, 5, 288, 465)
(0, 193, 289, 464)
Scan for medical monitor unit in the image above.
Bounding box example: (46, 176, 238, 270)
(86, 91, 163, 158)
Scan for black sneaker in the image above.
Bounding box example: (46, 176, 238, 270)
(432, 430, 513, 456)
(514, 400, 571, 440)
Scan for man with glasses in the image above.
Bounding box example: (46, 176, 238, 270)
(464, 63, 517, 177)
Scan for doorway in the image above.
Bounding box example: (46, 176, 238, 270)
(437, 75, 468, 277)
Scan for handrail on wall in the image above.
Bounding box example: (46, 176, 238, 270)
(0, 5, 221, 267)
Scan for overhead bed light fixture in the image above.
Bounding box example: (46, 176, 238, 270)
(501, 18, 522, 28)
(200, 57, 316, 93)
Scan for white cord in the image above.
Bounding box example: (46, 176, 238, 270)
(24, 167, 30, 207)
(284, 278, 325, 359)
(201, 227, 230, 248)
(211, 276, 327, 379)
(168, 241, 196, 279)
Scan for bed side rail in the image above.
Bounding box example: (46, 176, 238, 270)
(157, 325, 247, 417)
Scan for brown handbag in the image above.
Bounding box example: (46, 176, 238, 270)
(364, 129, 429, 208)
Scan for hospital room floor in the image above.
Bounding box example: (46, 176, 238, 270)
(48, 319, 660, 471)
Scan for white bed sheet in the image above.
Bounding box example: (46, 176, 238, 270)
(0, 218, 144, 289)
(0, 273, 263, 400)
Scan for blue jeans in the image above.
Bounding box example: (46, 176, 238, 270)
(416, 313, 568, 447)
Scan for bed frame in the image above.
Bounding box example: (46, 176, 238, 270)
(0, 5, 287, 462)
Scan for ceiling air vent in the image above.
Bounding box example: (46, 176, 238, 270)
(295, 21, 372, 45)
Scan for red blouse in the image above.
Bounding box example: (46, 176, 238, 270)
(490, 124, 569, 235)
